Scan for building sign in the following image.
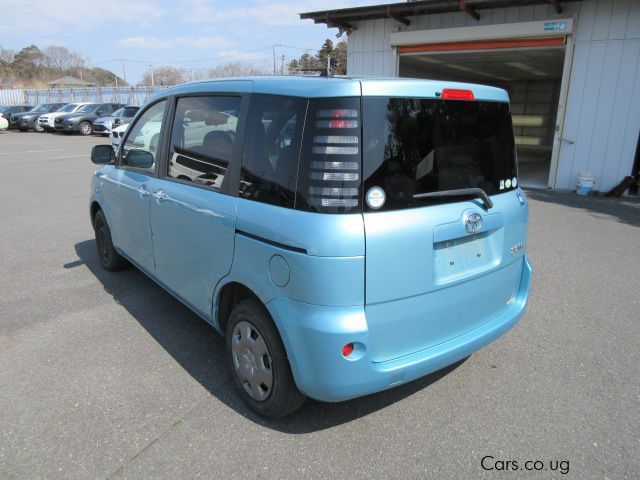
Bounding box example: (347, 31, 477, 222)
(544, 21, 568, 31)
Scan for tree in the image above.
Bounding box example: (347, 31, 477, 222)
(12, 45, 46, 81)
(286, 38, 348, 75)
(44, 45, 85, 71)
(0, 45, 14, 63)
(208, 61, 268, 78)
(332, 41, 347, 75)
(139, 66, 184, 86)
(317, 39, 334, 67)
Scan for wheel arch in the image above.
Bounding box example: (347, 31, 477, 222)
(215, 281, 263, 335)
(90, 200, 102, 226)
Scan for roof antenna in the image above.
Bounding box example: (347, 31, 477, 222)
(300, 57, 334, 77)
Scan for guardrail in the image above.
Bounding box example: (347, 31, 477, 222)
(0, 86, 165, 106)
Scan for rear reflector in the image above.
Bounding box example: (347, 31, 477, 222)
(441, 89, 475, 101)
(342, 343, 355, 357)
(316, 119, 359, 129)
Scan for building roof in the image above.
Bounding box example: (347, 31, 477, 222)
(300, 0, 581, 31)
(47, 76, 93, 87)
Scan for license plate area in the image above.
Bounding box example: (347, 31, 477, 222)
(433, 230, 502, 284)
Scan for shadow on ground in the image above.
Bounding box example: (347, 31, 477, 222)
(524, 188, 640, 228)
(71, 239, 465, 433)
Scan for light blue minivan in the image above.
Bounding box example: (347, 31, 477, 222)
(89, 76, 532, 417)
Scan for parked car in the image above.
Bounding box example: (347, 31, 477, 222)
(93, 105, 140, 135)
(0, 105, 33, 127)
(0, 113, 8, 130)
(9, 103, 67, 132)
(55, 103, 125, 135)
(110, 123, 129, 152)
(38, 102, 91, 132)
(88, 77, 532, 418)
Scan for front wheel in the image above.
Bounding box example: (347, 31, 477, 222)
(93, 210, 129, 271)
(33, 123, 44, 133)
(79, 121, 93, 136)
(226, 299, 306, 418)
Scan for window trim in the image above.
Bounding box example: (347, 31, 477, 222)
(117, 98, 170, 177)
(157, 92, 250, 197)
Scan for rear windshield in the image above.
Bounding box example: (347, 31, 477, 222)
(363, 98, 517, 212)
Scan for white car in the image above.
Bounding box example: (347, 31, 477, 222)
(110, 123, 129, 152)
(0, 113, 8, 130)
(38, 102, 91, 132)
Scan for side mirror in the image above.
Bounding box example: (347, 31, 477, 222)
(91, 144, 115, 164)
(126, 149, 154, 169)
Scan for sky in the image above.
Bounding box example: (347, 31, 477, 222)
(0, 0, 401, 83)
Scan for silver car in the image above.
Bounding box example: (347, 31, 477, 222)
(93, 105, 140, 135)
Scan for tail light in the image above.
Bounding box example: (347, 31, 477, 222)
(441, 89, 475, 101)
(298, 97, 361, 213)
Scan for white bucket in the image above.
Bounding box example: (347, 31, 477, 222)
(576, 172, 596, 195)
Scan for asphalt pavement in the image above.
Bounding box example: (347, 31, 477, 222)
(0, 130, 638, 479)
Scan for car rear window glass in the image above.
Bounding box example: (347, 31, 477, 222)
(362, 97, 517, 212)
(123, 107, 139, 117)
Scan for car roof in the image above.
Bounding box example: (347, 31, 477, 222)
(156, 75, 509, 102)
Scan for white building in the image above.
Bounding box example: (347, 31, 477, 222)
(301, 0, 640, 193)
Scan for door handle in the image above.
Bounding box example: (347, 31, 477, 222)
(152, 190, 168, 201)
(560, 137, 574, 145)
(138, 187, 151, 197)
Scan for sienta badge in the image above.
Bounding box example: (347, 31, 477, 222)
(366, 187, 386, 209)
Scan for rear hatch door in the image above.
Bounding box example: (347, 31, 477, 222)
(361, 89, 528, 363)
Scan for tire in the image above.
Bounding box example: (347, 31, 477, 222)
(226, 299, 306, 418)
(33, 123, 44, 133)
(93, 210, 129, 271)
(79, 121, 93, 136)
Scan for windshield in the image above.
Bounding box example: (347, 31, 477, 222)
(111, 108, 123, 117)
(122, 106, 139, 117)
(32, 104, 50, 113)
(77, 104, 98, 113)
(60, 104, 79, 112)
(363, 98, 517, 211)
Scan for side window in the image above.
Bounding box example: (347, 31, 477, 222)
(121, 100, 166, 171)
(167, 96, 241, 190)
(239, 94, 306, 208)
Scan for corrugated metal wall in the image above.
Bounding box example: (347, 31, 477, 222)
(347, 0, 640, 192)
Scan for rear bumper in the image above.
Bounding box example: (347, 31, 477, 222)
(267, 256, 532, 402)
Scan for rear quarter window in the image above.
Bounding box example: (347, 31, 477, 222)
(239, 94, 306, 209)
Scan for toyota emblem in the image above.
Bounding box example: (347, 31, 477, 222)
(464, 212, 483, 234)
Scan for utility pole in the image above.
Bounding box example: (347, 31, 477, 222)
(116, 58, 127, 83)
(191, 69, 195, 82)
(327, 55, 331, 76)
(280, 54, 285, 75)
(149, 65, 155, 87)
(272, 44, 276, 75)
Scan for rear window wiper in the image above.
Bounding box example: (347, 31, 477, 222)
(413, 187, 493, 210)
